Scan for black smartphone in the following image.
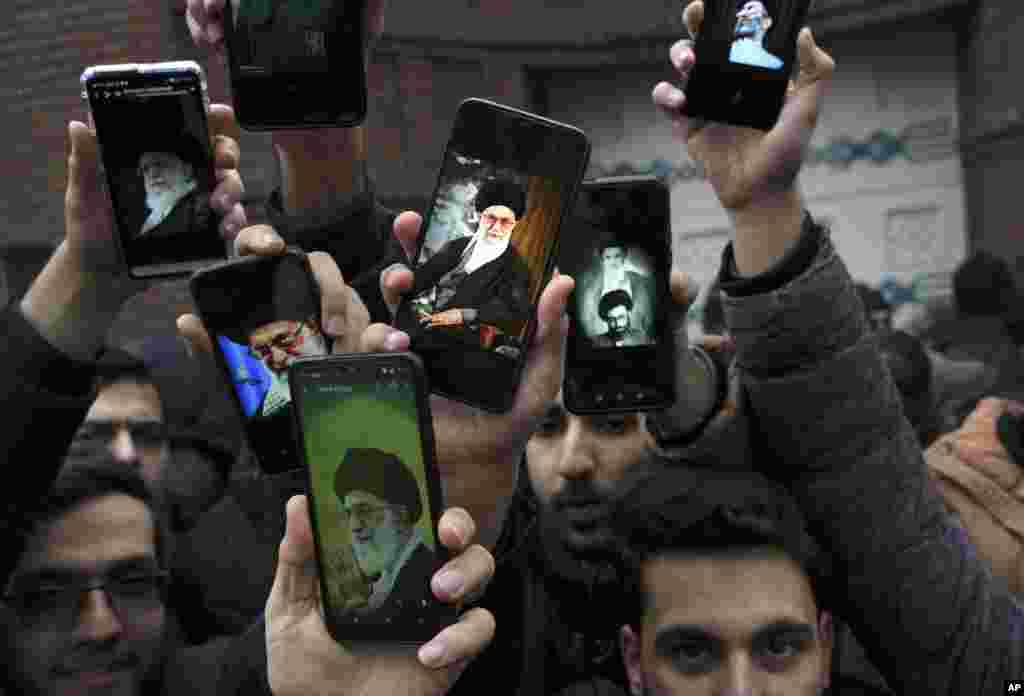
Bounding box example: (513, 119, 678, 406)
(190, 250, 331, 473)
(395, 98, 591, 413)
(683, 0, 813, 131)
(223, 0, 367, 129)
(81, 62, 228, 278)
(559, 177, 676, 414)
(290, 352, 455, 643)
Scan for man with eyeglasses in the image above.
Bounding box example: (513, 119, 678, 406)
(2, 464, 174, 696)
(333, 448, 437, 619)
(400, 178, 531, 345)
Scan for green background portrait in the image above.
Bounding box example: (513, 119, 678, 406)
(300, 379, 438, 616)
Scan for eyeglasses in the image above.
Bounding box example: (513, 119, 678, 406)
(480, 212, 517, 232)
(73, 420, 169, 451)
(250, 322, 306, 362)
(3, 570, 169, 630)
(340, 503, 394, 525)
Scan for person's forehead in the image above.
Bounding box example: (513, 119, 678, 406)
(17, 495, 157, 575)
(642, 552, 817, 636)
(345, 489, 390, 507)
(249, 319, 299, 344)
(482, 204, 516, 219)
(86, 380, 163, 424)
(603, 246, 626, 256)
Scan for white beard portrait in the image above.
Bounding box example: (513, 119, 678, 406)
(138, 151, 198, 238)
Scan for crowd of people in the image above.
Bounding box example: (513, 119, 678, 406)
(4, 0, 1024, 694)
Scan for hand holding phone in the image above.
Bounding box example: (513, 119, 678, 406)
(266, 494, 495, 694)
(394, 98, 590, 413)
(680, 0, 813, 130)
(290, 353, 456, 642)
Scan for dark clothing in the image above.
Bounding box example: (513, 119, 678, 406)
(131, 190, 223, 268)
(361, 543, 438, 623)
(264, 185, 402, 325)
(591, 327, 649, 347)
(397, 237, 532, 345)
(715, 215, 1024, 693)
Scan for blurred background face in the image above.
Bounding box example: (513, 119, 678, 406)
(78, 381, 169, 487)
(138, 152, 191, 196)
(248, 319, 326, 376)
(625, 552, 830, 696)
(479, 204, 517, 242)
(6, 495, 166, 696)
(735, 1, 770, 39)
(526, 395, 655, 554)
(343, 490, 408, 580)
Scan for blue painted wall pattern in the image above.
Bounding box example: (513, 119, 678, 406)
(590, 117, 958, 183)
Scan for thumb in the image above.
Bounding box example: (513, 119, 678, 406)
(269, 495, 320, 610)
(393, 210, 423, 263)
(515, 273, 573, 423)
(66, 121, 105, 229)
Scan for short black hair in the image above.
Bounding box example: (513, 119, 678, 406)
(474, 178, 527, 220)
(954, 251, 1016, 317)
(95, 347, 159, 394)
(611, 462, 829, 630)
(598, 289, 634, 320)
(21, 454, 172, 572)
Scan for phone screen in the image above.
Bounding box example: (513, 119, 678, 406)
(86, 66, 226, 277)
(192, 253, 329, 472)
(225, 0, 366, 127)
(396, 99, 590, 412)
(292, 355, 452, 641)
(561, 178, 675, 413)
(684, 0, 812, 130)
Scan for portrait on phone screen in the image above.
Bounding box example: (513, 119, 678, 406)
(299, 378, 441, 625)
(574, 235, 657, 348)
(399, 151, 565, 362)
(93, 85, 223, 271)
(730, 0, 784, 70)
(231, 0, 348, 74)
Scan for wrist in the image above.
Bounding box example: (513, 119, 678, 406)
(20, 243, 127, 361)
(728, 188, 804, 278)
(274, 127, 367, 216)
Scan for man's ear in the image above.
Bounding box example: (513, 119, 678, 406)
(817, 610, 833, 693)
(620, 624, 645, 696)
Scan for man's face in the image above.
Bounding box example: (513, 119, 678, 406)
(606, 304, 632, 338)
(248, 318, 326, 376)
(78, 381, 169, 488)
(478, 204, 518, 242)
(735, 1, 771, 39)
(343, 490, 409, 580)
(138, 152, 191, 196)
(527, 394, 655, 553)
(622, 551, 832, 696)
(5, 495, 166, 696)
(602, 246, 627, 273)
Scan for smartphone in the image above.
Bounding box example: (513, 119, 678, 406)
(81, 62, 228, 278)
(683, 0, 813, 131)
(395, 98, 591, 413)
(190, 250, 330, 474)
(223, 0, 367, 129)
(558, 177, 676, 414)
(290, 352, 455, 643)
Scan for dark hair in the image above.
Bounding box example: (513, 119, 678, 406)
(24, 454, 172, 571)
(611, 461, 829, 630)
(954, 251, 1015, 317)
(95, 347, 159, 395)
(474, 178, 527, 219)
(598, 289, 634, 320)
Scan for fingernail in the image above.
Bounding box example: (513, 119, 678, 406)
(262, 231, 277, 247)
(326, 318, 343, 335)
(418, 639, 446, 667)
(668, 88, 685, 108)
(434, 570, 463, 598)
